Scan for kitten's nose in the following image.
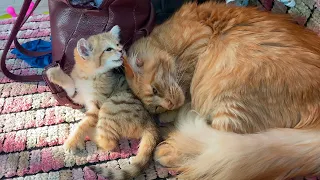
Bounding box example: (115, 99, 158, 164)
(119, 49, 123, 53)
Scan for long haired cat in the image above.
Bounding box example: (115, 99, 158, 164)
(124, 2, 320, 180)
(46, 26, 159, 180)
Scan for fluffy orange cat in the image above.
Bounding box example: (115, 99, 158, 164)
(124, 2, 320, 180)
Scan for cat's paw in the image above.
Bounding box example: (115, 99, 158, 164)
(46, 66, 65, 85)
(63, 137, 85, 154)
(154, 140, 182, 168)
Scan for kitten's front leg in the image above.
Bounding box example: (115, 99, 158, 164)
(46, 66, 76, 97)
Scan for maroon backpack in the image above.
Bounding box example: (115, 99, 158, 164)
(0, 0, 155, 108)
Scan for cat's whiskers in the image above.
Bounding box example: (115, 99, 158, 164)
(177, 67, 187, 85)
(176, 62, 188, 83)
(167, 61, 172, 84)
(176, 67, 183, 84)
(177, 61, 194, 85)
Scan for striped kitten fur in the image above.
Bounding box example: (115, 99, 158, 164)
(46, 26, 159, 180)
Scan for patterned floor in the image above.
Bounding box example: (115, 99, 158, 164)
(0, 15, 173, 180)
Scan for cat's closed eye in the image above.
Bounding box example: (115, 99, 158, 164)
(152, 87, 158, 95)
(154, 106, 166, 113)
(105, 47, 113, 51)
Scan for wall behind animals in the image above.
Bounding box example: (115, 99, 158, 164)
(0, 0, 48, 15)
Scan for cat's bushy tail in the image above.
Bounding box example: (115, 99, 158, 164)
(90, 128, 158, 180)
(166, 105, 320, 180)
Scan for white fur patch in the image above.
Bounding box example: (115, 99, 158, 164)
(73, 78, 95, 105)
(96, 53, 123, 74)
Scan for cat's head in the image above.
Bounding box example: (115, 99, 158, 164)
(124, 38, 185, 114)
(74, 25, 124, 75)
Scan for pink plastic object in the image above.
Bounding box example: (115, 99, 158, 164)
(26, 2, 34, 16)
(6, 6, 17, 17)
(6, 1, 35, 18)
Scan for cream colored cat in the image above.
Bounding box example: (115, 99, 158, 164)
(124, 2, 320, 180)
(46, 26, 159, 180)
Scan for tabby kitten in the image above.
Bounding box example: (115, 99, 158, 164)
(125, 2, 320, 180)
(46, 26, 159, 180)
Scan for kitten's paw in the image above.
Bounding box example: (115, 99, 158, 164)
(46, 66, 64, 85)
(63, 138, 85, 154)
(95, 138, 118, 152)
(46, 66, 76, 96)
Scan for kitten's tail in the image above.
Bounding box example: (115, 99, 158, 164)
(161, 106, 320, 180)
(90, 127, 159, 180)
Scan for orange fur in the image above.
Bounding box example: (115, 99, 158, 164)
(123, 56, 134, 79)
(155, 105, 320, 180)
(125, 2, 320, 179)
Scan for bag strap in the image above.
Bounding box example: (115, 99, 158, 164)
(14, 0, 51, 58)
(131, 2, 155, 45)
(0, 0, 49, 82)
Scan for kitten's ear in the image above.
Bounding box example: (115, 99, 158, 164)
(110, 25, 120, 40)
(77, 38, 92, 59)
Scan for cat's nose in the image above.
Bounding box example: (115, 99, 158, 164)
(119, 49, 123, 53)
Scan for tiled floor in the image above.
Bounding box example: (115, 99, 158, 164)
(0, 0, 48, 15)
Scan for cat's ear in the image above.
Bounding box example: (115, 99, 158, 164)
(124, 63, 135, 79)
(77, 38, 92, 59)
(136, 58, 144, 67)
(124, 59, 135, 79)
(110, 25, 120, 40)
(131, 57, 145, 74)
